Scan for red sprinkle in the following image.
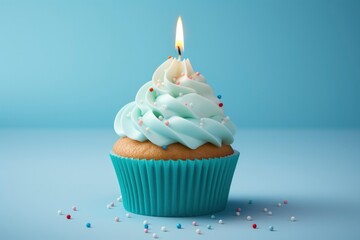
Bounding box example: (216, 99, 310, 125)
(252, 224, 257, 229)
(236, 208, 241, 212)
(219, 103, 223, 107)
(284, 200, 288, 204)
(66, 214, 71, 219)
(149, 87, 154, 92)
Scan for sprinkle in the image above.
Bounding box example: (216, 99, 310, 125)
(143, 220, 148, 225)
(192, 221, 197, 226)
(199, 122, 204, 128)
(252, 224, 257, 229)
(210, 215, 216, 219)
(86, 223, 91, 228)
(246, 216, 252, 221)
(176, 81, 180, 85)
(207, 224, 212, 229)
(115, 217, 120, 222)
(145, 127, 150, 132)
(110, 202, 114, 207)
(217, 94, 222, 99)
(268, 211, 273, 216)
(277, 203, 282, 207)
(144, 223, 149, 229)
(176, 223, 182, 229)
(236, 211, 240, 216)
(138, 119, 143, 126)
(107, 204, 111, 209)
(66, 214, 71, 219)
(117, 196, 122, 202)
(126, 112, 131, 118)
(57, 210, 62, 215)
(248, 200, 253, 204)
(149, 87, 154, 92)
(152, 233, 157, 238)
(181, 72, 185, 76)
(126, 213, 130, 218)
(225, 116, 230, 120)
(189, 76, 193, 79)
(269, 226, 274, 231)
(179, 92, 183, 97)
(161, 226, 166, 232)
(236, 207, 241, 212)
(162, 145, 168, 150)
(290, 216, 296, 222)
(284, 200, 288, 204)
(189, 102, 193, 107)
(219, 102, 223, 107)
(196, 229, 201, 234)
(72, 206, 77, 211)
(218, 219, 224, 224)
(154, 101, 157, 106)
(168, 56, 172, 59)
(164, 120, 169, 126)
(196, 72, 200, 76)
(263, 208, 268, 212)
(144, 229, 149, 233)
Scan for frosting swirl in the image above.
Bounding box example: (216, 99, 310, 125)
(114, 58, 236, 149)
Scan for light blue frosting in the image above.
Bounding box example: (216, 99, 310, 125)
(114, 58, 236, 149)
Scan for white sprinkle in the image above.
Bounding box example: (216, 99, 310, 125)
(152, 233, 157, 238)
(189, 102, 193, 107)
(290, 216, 296, 222)
(117, 196, 122, 202)
(107, 204, 111, 209)
(158, 115, 163, 120)
(161, 226, 166, 232)
(211, 215, 216, 219)
(115, 216, 120, 222)
(221, 120, 226, 124)
(218, 219, 224, 224)
(225, 116, 230, 120)
(236, 211, 240, 216)
(57, 210, 62, 215)
(143, 220, 148, 225)
(154, 101, 157, 106)
(246, 216, 252, 221)
(145, 127, 150, 132)
(126, 213, 130, 218)
(268, 211, 273, 216)
(200, 122, 204, 127)
(126, 112, 131, 118)
(277, 203, 282, 207)
(196, 229, 201, 234)
(179, 92, 183, 97)
(264, 208, 268, 212)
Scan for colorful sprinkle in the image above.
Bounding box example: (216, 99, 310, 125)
(217, 95, 222, 99)
(192, 221, 197, 226)
(66, 214, 71, 219)
(162, 145, 168, 150)
(176, 81, 180, 85)
(219, 102, 223, 107)
(144, 229, 149, 233)
(196, 229, 201, 234)
(252, 224, 257, 229)
(284, 200, 288, 204)
(189, 76, 193, 79)
(246, 216, 252, 221)
(115, 217, 120, 222)
(57, 210, 62, 215)
(269, 226, 274, 231)
(290, 216, 296, 222)
(86, 223, 91, 228)
(72, 206, 77, 211)
(218, 219, 224, 224)
(164, 120, 169, 126)
(149, 87, 154, 92)
(144, 223, 149, 229)
(196, 72, 200, 76)
(138, 119, 143, 126)
(176, 223, 182, 229)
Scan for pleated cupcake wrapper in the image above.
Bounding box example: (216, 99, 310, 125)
(110, 151, 239, 217)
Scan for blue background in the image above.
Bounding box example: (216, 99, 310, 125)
(1, 0, 360, 128)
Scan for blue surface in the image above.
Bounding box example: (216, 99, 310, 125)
(1, 0, 360, 128)
(0, 128, 360, 239)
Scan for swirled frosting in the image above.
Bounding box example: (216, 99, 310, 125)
(114, 57, 236, 149)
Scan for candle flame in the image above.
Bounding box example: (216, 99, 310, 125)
(175, 16, 184, 53)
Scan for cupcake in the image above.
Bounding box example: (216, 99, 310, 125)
(110, 57, 239, 217)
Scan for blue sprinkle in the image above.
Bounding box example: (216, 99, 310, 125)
(269, 226, 274, 231)
(162, 145, 168, 150)
(217, 94, 222, 99)
(86, 223, 91, 228)
(144, 223, 149, 229)
(176, 223, 182, 229)
(207, 224, 212, 229)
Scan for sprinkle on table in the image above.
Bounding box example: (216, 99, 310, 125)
(196, 229, 201, 234)
(246, 216, 252, 221)
(72, 206, 77, 211)
(115, 217, 120, 222)
(252, 223, 257, 229)
(66, 214, 71, 219)
(218, 219, 224, 224)
(219, 102, 223, 107)
(290, 216, 296, 222)
(57, 210, 62, 215)
(86, 223, 91, 228)
(192, 221, 197, 226)
(284, 200, 288, 204)
(269, 226, 274, 231)
(176, 223, 182, 229)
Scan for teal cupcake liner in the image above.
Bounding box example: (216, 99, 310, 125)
(110, 151, 239, 217)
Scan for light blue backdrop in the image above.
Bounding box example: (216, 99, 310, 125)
(1, 0, 359, 128)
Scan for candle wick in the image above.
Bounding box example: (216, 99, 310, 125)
(177, 46, 182, 60)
